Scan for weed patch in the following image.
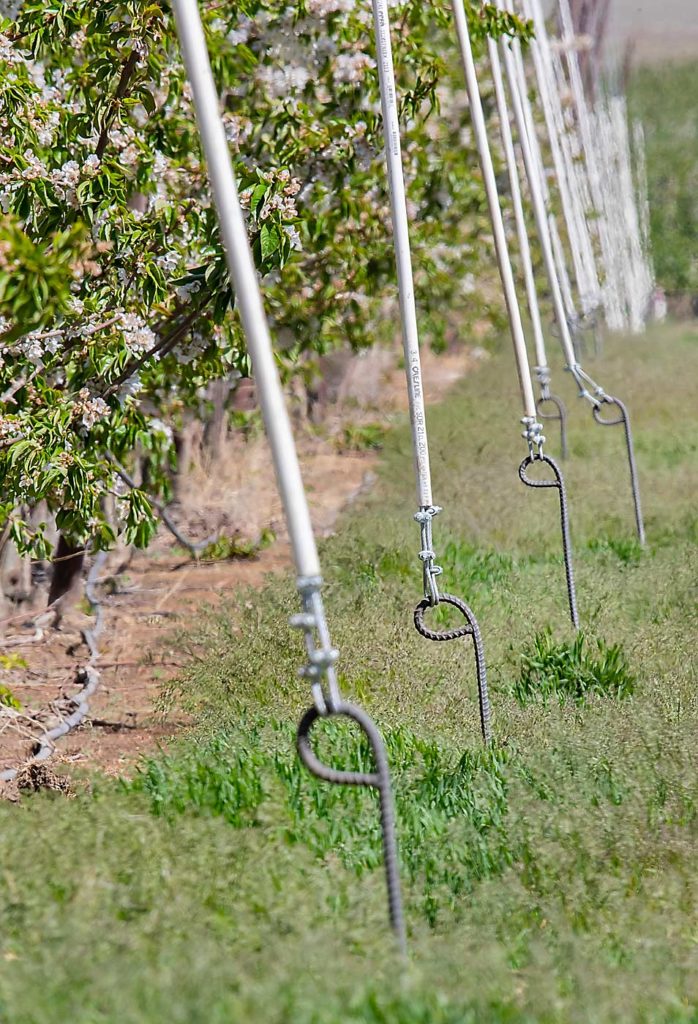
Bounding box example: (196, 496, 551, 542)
(131, 723, 519, 923)
(511, 630, 635, 705)
(586, 535, 644, 565)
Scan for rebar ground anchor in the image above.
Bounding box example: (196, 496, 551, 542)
(413, 594, 491, 746)
(296, 701, 406, 954)
(518, 453, 580, 629)
(536, 392, 569, 459)
(592, 395, 645, 545)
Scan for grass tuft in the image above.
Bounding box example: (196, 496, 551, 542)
(512, 629, 636, 706)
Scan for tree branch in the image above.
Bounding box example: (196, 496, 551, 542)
(95, 50, 141, 160)
(102, 304, 204, 398)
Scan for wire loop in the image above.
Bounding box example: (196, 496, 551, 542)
(592, 396, 625, 426)
(414, 592, 475, 642)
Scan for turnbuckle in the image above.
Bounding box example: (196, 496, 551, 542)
(414, 505, 443, 605)
(534, 364, 552, 401)
(289, 575, 341, 715)
(521, 415, 546, 458)
(566, 362, 606, 407)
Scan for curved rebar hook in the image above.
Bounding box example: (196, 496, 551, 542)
(592, 396, 646, 545)
(297, 702, 407, 954)
(413, 593, 491, 745)
(536, 392, 569, 460)
(519, 454, 580, 629)
(412, 509, 491, 747)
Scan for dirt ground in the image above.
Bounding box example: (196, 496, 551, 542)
(0, 344, 483, 797)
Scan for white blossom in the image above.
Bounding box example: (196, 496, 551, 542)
(156, 251, 180, 274)
(307, 0, 354, 15)
(256, 64, 310, 98)
(227, 19, 253, 46)
(118, 312, 157, 354)
(174, 280, 201, 303)
(21, 150, 47, 181)
(332, 52, 375, 84)
(284, 224, 302, 250)
(75, 388, 110, 428)
(117, 372, 143, 403)
(83, 154, 101, 176)
(148, 418, 174, 447)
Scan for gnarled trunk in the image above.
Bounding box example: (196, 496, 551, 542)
(48, 534, 85, 609)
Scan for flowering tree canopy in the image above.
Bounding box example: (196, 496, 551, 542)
(0, 0, 531, 561)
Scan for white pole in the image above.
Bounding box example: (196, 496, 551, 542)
(506, 11, 577, 323)
(524, 0, 600, 316)
(497, 30, 579, 370)
(554, 0, 626, 329)
(487, 37, 549, 379)
(451, 0, 537, 422)
(170, 0, 320, 579)
(371, 0, 433, 508)
(611, 95, 649, 332)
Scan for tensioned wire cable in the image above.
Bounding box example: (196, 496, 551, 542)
(171, 0, 406, 953)
(450, 0, 580, 629)
(369, 0, 491, 745)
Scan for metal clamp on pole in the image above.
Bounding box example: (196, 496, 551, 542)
(566, 362, 606, 405)
(289, 576, 341, 716)
(414, 505, 443, 606)
(521, 415, 546, 458)
(534, 365, 552, 400)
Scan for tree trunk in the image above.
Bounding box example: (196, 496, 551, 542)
(203, 378, 233, 463)
(48, 534, 85, 608)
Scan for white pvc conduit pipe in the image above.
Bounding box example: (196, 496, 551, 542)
(171, 0, 321, 581)
(487, 37, 549, 380)
(496, 25, 579, 372)
(523, 0, 600, 316)
(371, 0, 433, 508)
(451, 0, 538, 424)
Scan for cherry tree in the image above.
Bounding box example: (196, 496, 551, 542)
(0, 0, 530, 601)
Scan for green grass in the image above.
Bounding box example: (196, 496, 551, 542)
(0, 324, 697, 1022)
(511, 630, 635, 706)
